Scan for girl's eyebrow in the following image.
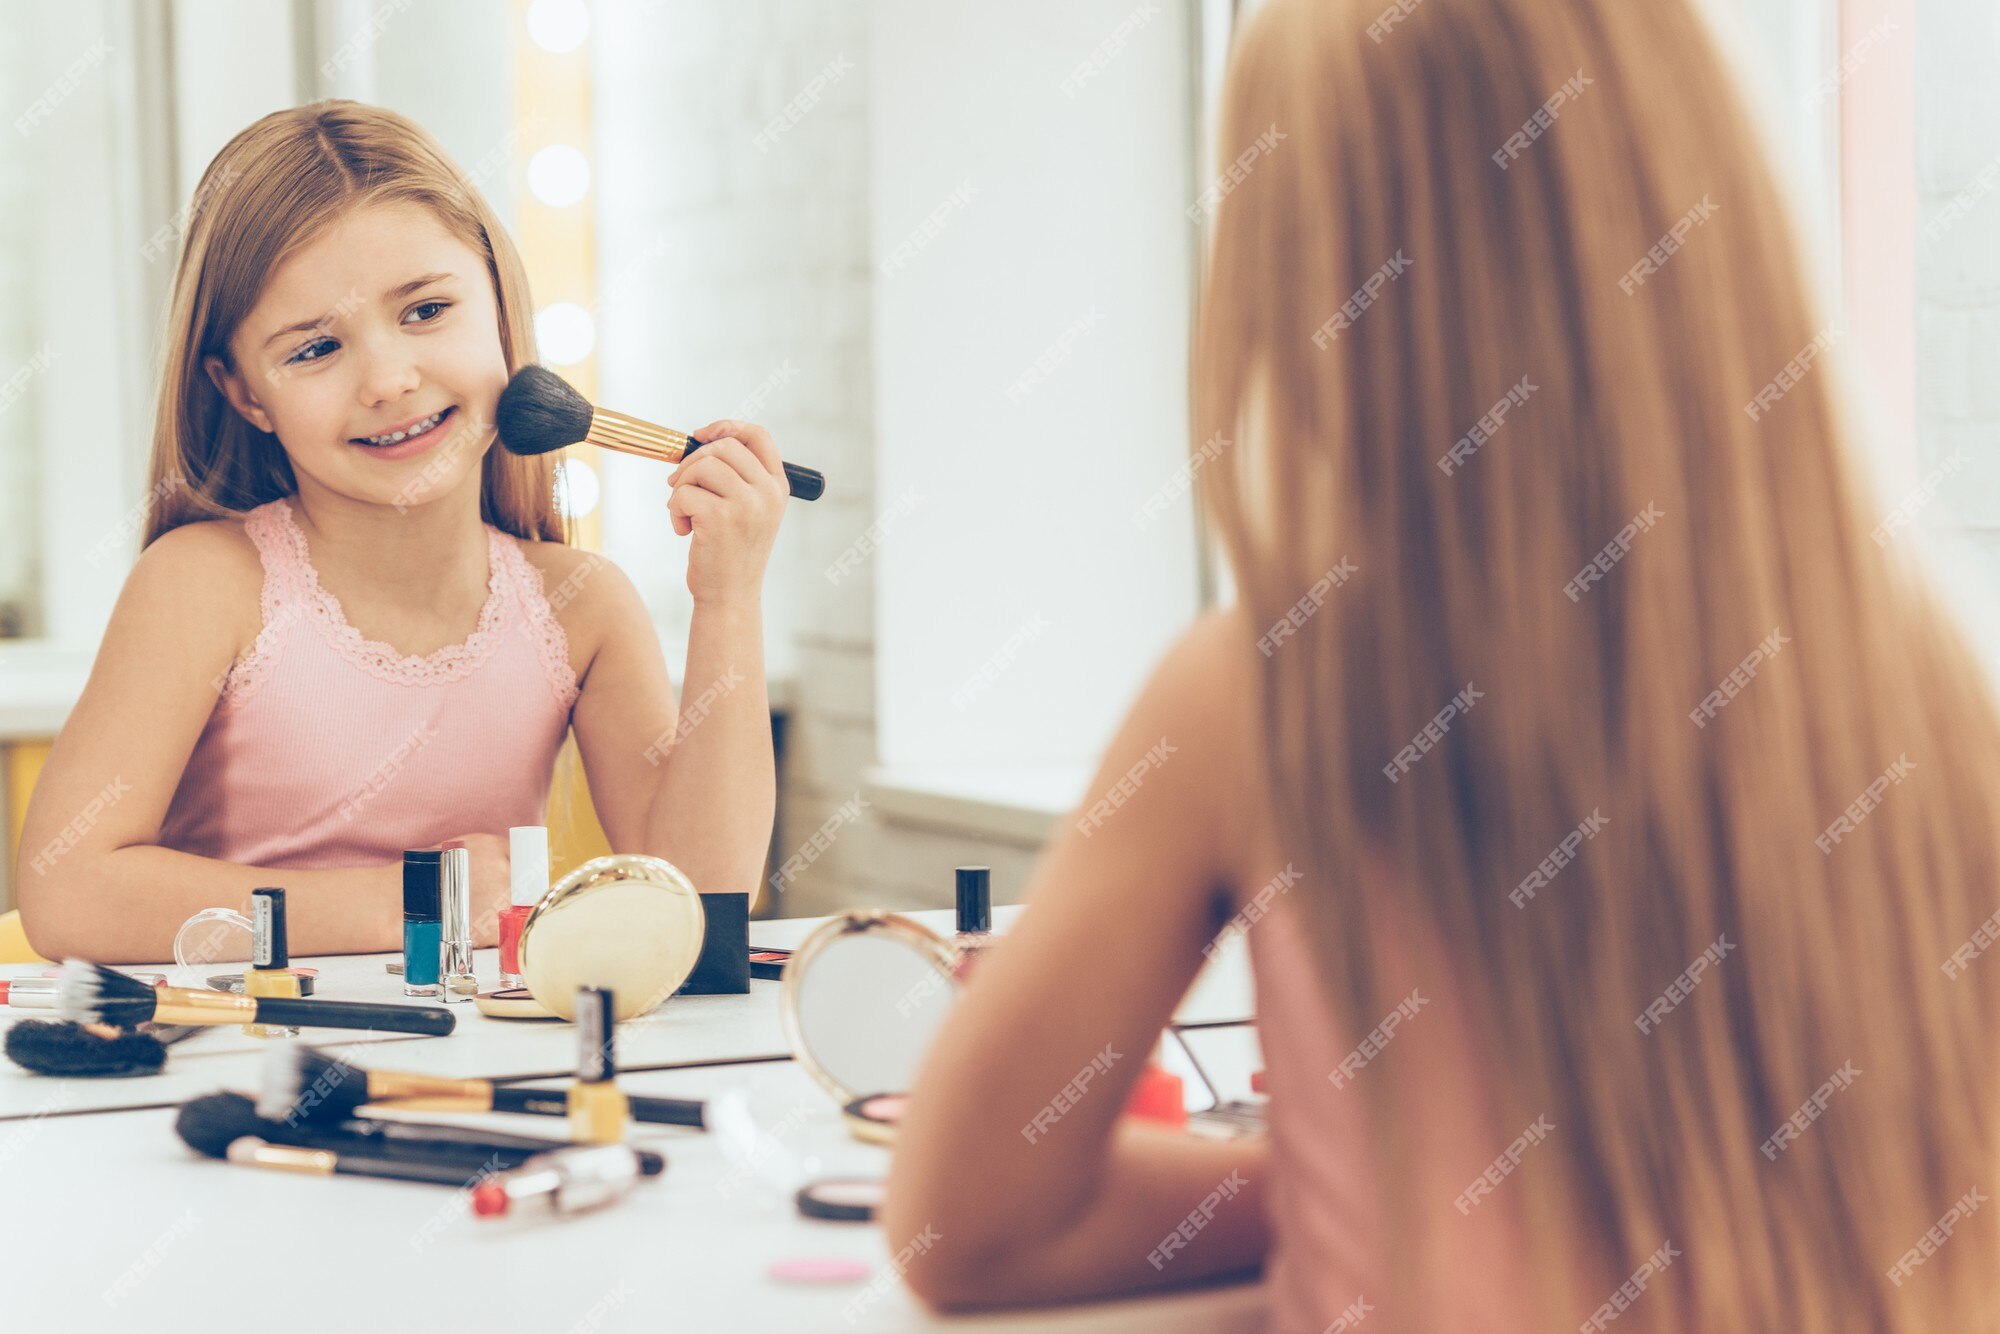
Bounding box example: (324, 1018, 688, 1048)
(260, 271, 457, 348)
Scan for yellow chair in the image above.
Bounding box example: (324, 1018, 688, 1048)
(0, 909, 43, 965)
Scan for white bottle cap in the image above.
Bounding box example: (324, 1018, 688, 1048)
(510, 826, 550, 908)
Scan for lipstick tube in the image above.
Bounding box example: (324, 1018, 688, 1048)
(567, 986, 628, 1144)
(501, 827, 547, 990)
(243, 888, 302, 1038)
(439, 843, 476, 1002)
(471, 1143, 644, 1218)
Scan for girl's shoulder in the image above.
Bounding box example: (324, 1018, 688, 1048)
(122, 516, 267, 661)
(510, 538, 648, 665)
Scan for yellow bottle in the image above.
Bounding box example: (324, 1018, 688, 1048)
(243, 887, 302, 1039)
(568, 986, 629, 1143)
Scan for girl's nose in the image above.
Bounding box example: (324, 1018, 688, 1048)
(357, 345, 423, 407)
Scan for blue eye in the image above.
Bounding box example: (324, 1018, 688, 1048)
(287, 337, 336, 365)
(405, 300, 450, 324)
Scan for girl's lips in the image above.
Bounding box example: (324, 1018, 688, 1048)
(350, 405, 457, 461)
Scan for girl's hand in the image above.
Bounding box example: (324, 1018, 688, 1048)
(667, 419, 789, 605)
(442, 833, 511, 947)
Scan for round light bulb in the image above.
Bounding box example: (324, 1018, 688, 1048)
(535, 302, 596, 365)
(526, 0, 590, 53)
(527, 145, 591, 207)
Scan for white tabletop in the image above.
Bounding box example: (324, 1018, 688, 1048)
(0, 907, 1255, 1119)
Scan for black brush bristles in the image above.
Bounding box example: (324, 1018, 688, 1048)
(257, 1043, 370, 1124)
(496, 366, 594, 457)
(56, 960, 161, 1027)
(4, 1020, 167, 1077)
(175, 1092, 270, 1158)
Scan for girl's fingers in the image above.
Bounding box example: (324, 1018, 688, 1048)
(691, 419, 783, 478)
(668, 479, 723, 534)
(678, 436, 769, 491)
(672, 453, 747, 499)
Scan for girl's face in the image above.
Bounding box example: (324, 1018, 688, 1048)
(206, 200, 510, 513)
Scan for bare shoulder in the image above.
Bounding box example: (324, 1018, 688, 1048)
(515, 539, 650, 664)
(125, 518, 264, 644)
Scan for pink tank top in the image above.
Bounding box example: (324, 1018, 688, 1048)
(158, 499, 579, 870)
(1247, 881, 1557, 1331)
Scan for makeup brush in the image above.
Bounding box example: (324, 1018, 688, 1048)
(496, 365, 826, 501)
(178, 1091, 666, 1175)
(3, 1020, 202, 1077)
(58, 960, 456, 1037)
(259, 1043, 706, 1129)
(177, 1093, 512, 1187)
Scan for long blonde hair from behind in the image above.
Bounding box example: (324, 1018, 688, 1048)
(1197, 0, 2000, 1329)
(142, 100, 562, 546)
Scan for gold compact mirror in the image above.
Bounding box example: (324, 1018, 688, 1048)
(518, 853, 707, 1021)
(778, 910, 962, 1143)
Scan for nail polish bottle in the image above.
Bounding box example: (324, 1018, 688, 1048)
(439, 842, 476, 1002)
(568, 986, 629, 1144)
(243, 887, 301, 1038)
(953, 866, 993, 978)
(402, 851, 443, 999)
(501, 826, 548, 990)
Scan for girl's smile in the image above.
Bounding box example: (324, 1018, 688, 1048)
(349, 403, 459, 460)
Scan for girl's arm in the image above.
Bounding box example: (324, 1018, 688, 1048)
(884, 608, 1273, 1311)
(567, 419, 786, 902)
(15, 524, 406, 962)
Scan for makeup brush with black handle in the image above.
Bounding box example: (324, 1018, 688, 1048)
(179, 1093, 521, 1186)
(259, 1043, 705, 1129)
(59, 960, 456, 1037)
(496, 365, 826, 500)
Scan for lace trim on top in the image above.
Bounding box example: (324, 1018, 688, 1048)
(497, 539, 582, 709)
(221, 500, 577, 706)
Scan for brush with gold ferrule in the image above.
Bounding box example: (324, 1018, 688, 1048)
(58, 960, 456, 1037)
(495, 365, 826, 500)
(258, 1043, 705, 1128)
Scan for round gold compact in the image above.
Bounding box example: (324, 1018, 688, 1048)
(518, 853, 707, 1022)
(778, 910, 962, 1143)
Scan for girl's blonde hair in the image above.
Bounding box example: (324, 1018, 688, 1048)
(143, 100, 562, 545)
(1198, 0, 1998, 1328)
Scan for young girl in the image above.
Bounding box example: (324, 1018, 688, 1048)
(887, 0, 2000, 1330)
(17, 101, 789, 962)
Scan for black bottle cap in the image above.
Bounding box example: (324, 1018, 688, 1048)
(576, 986, 616, 1082)
(251, 887, 289, 970)
(402, 850, 442, 922)
(956, 867, 991, 935)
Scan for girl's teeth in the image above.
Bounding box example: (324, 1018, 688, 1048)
(363, 410, 444, 445)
